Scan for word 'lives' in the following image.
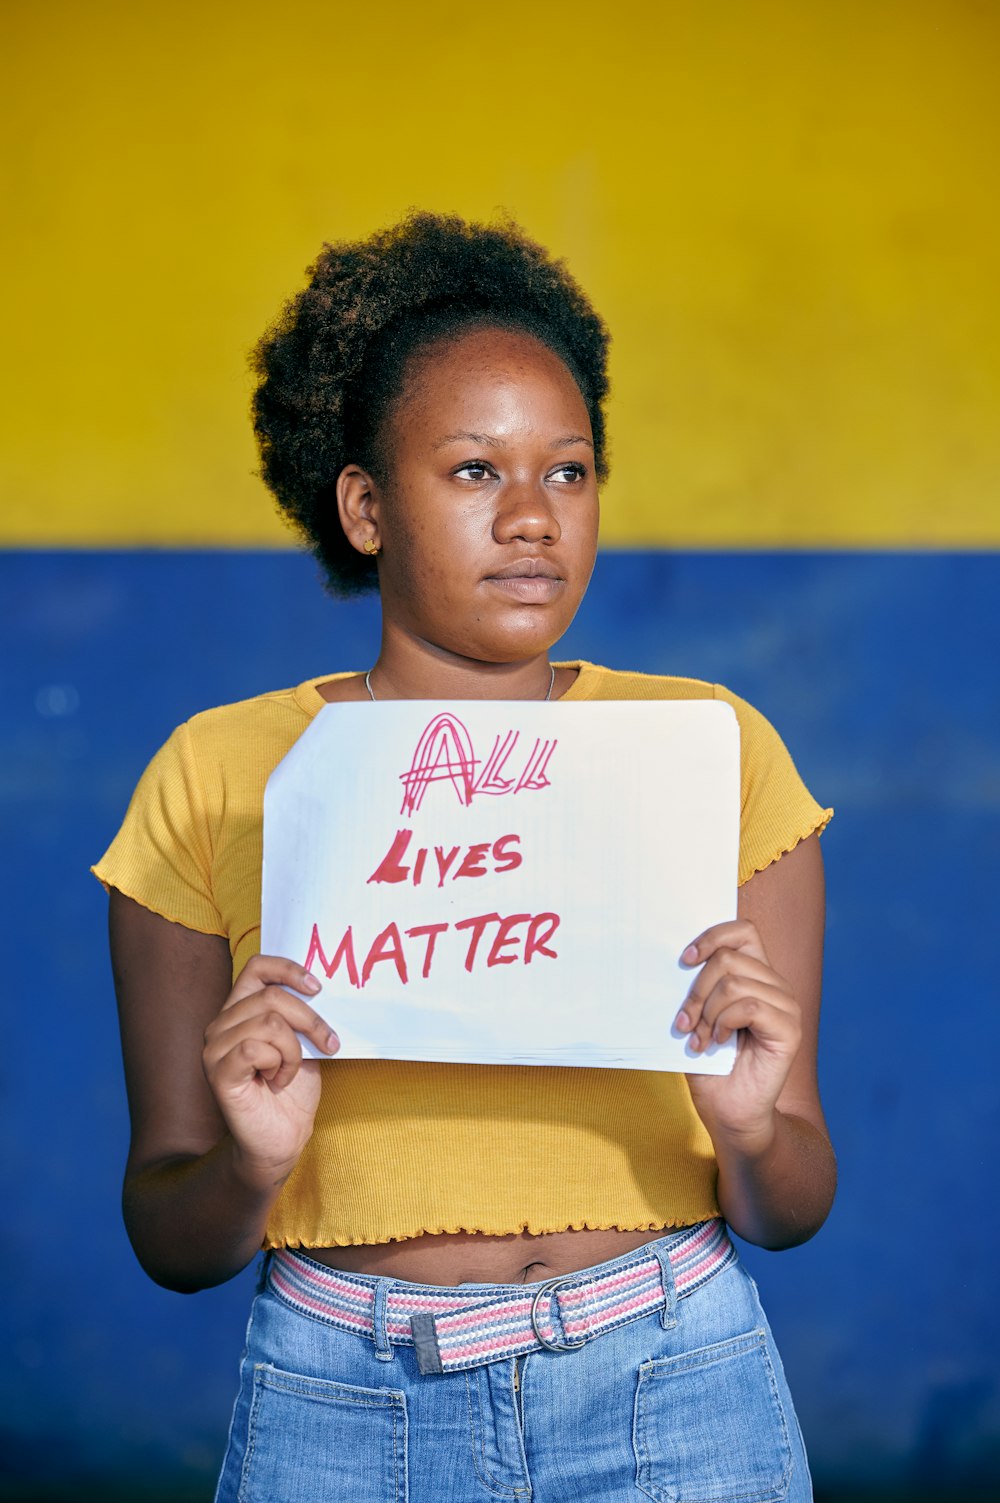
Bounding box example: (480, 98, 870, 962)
(367, 830, 522, 888)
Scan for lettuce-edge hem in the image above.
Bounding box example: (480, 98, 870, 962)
(89, 870, 227, 939)
(737, 807, 834, 887)
(263, 1212, 724, 1251)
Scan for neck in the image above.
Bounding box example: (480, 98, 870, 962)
(368, 629, 558, 702)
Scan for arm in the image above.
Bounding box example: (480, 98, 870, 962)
(676, 833, 836, 1249)
(110, 891, 338, 1292)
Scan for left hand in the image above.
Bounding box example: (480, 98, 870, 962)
(675, 918, 802, 1144)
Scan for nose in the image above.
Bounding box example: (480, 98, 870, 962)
(491, 478, 561, 545)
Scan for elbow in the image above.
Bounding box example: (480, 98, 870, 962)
(122, 1177, 244, 1294)
(727, 1207, 833, 1252)
(149, 1271, 207, 1295)
(721, 1147, 838, 1251)
(127, 1232, 239, 1294)
(125, 1223, 221, 1294)
(753, 1211, 832, 1252)
(760, 1177, 838, 1250)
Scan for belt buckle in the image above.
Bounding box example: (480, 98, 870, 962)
(529, 1276, 590, 1353)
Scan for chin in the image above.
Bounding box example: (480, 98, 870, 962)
(490, 603, 576, 653)
(470, 626, 564, 666)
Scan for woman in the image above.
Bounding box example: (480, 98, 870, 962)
(96, 214, 835, 1502)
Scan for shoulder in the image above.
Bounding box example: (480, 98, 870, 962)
(562, 661, 716, 702)
(173, 675, 353, 765)
(181, 680, 319, 746)
(93, 675, 351, 931)
(565, 661, 767, 722)
(130, 676, 340, 818)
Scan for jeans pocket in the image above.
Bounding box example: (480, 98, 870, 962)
(238, 1363, 408, 1503)
(633, 1329, 792, 1503)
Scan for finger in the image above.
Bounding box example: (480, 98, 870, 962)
(697, 997, 800, 1055)
(698, 972, 798, 1033)
(687, 982, 801, 1054)
(208, 1035, 288, 1089)
(209, 979, 336, 1052)
(680, 920, 769, 970)
(209, 1014, 336, 1094)
(206, 991, 339, 1064)
(675, 951, 791, 1034)
(223, 954, 323, 1011)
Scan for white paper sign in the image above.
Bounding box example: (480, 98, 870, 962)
(261, 699, 739, 1073)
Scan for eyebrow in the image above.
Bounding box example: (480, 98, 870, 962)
(432, 431, 594, 451)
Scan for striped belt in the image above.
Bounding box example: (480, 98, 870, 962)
(268, 1219, 735, 1375)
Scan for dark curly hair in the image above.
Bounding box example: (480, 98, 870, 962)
(251, 212, 611, 596)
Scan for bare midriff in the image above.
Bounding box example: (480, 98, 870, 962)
(301, 1226, 674, 1287)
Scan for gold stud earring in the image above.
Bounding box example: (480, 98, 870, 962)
(363, 538, 380, 556)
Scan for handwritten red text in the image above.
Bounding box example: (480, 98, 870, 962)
(399, 713, 557, 816)
(303, 910, 560, 987)
(367, 829, 522, 888)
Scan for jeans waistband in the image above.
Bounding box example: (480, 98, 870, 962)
(268, 1220, 735, 1375)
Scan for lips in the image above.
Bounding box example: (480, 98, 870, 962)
(484, 558, 565, 602)
(485, 558, 563, 582)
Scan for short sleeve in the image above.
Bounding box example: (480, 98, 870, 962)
(91, 722, 226, 936)
(713, 685, 833, 885)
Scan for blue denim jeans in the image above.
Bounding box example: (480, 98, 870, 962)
(214, 1237, 812, 1503)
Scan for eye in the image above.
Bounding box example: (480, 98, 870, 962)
(453, 460, 497, 482)
(549, 461, 587, 483)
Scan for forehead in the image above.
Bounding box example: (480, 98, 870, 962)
(400, 326, 588, 423)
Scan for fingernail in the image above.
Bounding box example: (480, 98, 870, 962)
(681, 944, 699, 966)
(302, 973, 322, 993)
(325, 1031, 339, 1053)
(675, 1010, 691, 1033)
(688, 1034, 702, 1053)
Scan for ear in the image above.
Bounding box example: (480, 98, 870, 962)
(336, 464, 382, 556)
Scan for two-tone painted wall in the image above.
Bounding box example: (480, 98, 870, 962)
(3, 3, 998, 1496)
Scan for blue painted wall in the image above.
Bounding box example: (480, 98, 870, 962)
(2, 549, 998, 1495)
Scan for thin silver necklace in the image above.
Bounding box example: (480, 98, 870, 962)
(364, 663, 556, 702)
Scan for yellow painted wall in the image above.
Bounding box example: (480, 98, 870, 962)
(2, 0, 998, 547)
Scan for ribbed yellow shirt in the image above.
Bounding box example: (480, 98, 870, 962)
(93, 662, 831, 1247)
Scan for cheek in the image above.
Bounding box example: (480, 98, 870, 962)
(403, 502, 480, 581)
(568, 499, 600, 560)
(384, 511, 455, 605)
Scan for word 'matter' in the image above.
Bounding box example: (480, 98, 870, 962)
(304, 910, 560, 988)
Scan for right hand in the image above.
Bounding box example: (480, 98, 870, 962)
(202, 954, 339, 1190)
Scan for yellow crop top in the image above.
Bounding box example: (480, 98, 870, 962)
(93, 662, 832, 1248)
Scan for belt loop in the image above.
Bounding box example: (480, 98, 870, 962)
(650, 1239, 678, 1330)
(372, 1278, 395, 1362)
